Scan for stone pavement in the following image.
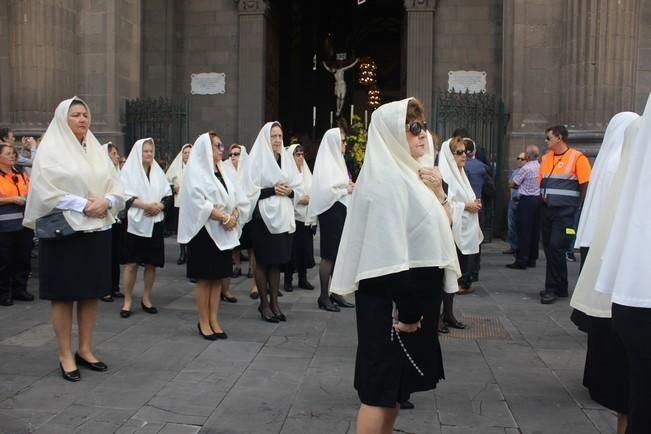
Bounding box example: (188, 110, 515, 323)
(0, 237, 617, 434)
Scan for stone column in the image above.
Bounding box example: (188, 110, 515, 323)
(561, 0, 640, 132)
(404, 0, 435, 119)
(237, 0, 269, 148)
(6, 0, 78, 133)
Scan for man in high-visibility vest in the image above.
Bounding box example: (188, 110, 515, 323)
(538, 126, 591, 304)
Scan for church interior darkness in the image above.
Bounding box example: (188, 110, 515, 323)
(271, 0, 403, 157)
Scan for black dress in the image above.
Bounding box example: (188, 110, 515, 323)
(40, 229, 112, 301)
(354, 267, 445, 408)
(318, 201, 347, 261)
(121, 196, 173, 268)
(290, 220, 315, 271)
(186, 171, 233, 280)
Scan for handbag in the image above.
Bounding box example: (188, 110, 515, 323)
(35, 211, 76, 240)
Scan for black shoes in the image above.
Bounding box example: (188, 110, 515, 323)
(400, 400, 415, 410)
(198, 323, 218, 340)
(443, 317, 466, 329)
(231, 267, 242, 278)
(438, 319, 450, 334)
(540, 292, 558, 304)
(506, 262, 527, 270)
(502, 249, 516, 254)
(284, 280, 294, 292)
(141, 301, 158, 314)
(221, 294, 238, 303)
(271, 308, 286, 322)
(100, 294, 114, 302)
(75, 352, 107, 372)
(0, 297, 13, 306)
(59, 363, 81, 382)
(120, 309, 131, 318)
(258, 306, 280, 323)
(297, 279, 315, 290)
(112, 291, 125, 299)
(317, 298, 340, 312)
(329, 294, 354, 308)
(12, 290, 34, 301)
(249, 291, 260, 300)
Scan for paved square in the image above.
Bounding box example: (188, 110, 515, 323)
(0, 239, 616, 433)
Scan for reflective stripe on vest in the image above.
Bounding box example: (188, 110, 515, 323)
(541, 149, 582, 207)
(0, 204, 25, 232)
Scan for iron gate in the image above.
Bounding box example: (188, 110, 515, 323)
(434, 91, 507, 241)
(125, 97, 190, 166)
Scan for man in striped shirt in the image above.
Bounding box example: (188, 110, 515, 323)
(506, 144, 542, 270)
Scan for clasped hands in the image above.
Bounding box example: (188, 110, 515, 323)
(274, 183, 292, 197)
(83, 196, 112, 218)
(393, 316, 423, 333)
(210, 208, 239, 231)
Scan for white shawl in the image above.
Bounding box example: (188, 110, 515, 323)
(438, 138, 484, 254)
(177, 133, 250, 250)
(330, 98, 461, 296)
(306, 128, 350, 223)
(570, 116, 642, 317)
(594, 94, 651, 307)
(120, 138, 172, 237)
(574, 112, 639, 248)
(23, 97, 123, 231)
(166, 143, 192, 207)
(223, 146, 250, 178)
(286, 144, 313, 223)
(241, 122, 303, 234)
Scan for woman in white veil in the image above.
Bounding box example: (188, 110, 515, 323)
(166, 143, 192, 264)
(330, 97, 459, 433)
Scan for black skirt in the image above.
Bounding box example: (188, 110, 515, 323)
(291, 220, 315, 270)
(354, 267, 445, 408)
(237, 221, 253, 250)
(186, 227, 233, 280)
(39, 229, 111, 301)
(573, 312, 629, 414)
(318, 201, 347, 261)
(121, 221, 166, 267)
(250, 214, 292, 266)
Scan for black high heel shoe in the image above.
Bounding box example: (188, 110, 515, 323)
(75, 352, 108, 371)
(443, 317, 466, 329)
(271, 308, 286, 322)
(258, 306, 280, 323)
(329, 294, 354, 308)
(317, 298, 340, 312)
(198, 323, 218, 340)
(59, 362, 81, 382)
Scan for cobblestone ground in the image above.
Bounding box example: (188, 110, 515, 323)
(0, 237, 616, 434)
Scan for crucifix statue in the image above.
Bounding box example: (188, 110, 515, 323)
(322, 58, 359, 116)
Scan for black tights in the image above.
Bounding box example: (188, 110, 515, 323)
(441, 293, 458, 322)
(255, 263, 282, 315)
(319, 259, 334, 302)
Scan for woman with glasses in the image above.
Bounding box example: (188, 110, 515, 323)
(437, 136, 483, 332)
(241, 122, 302, 322)
(0, 144, 34, 306)
(166, 143, 192, 264)
(178, 132, 249, 340)
(330, 97, 459, 433)
(307, 127, 355, 312)
(284, 144, 315, 292)
(119, 138, 173, 318)
(23, 97, 124, 381)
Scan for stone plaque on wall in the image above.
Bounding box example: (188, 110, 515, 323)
(191, 73, 226, 95)
(448, 71, 486, 93)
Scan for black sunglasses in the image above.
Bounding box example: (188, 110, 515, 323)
(516, 157, 526, 161)
(454, 149, 467, 156)
(407, 121, 428, 136)
(229, 152, 240, 157)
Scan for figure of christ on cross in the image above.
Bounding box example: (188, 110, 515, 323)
(322, 58, 359, 116)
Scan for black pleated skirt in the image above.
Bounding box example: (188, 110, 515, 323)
(318, 201, 347, 261)
(291, 220, 315, 270)
(186, 227, 233, 280)
(121, 221, 166, 267)
(250, 216, 292, 266)
(39, 229, 111, 301)
(354, 267, 445, 408)
(572, 311, 629, 414)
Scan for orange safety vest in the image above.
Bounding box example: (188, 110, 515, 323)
(539, 148, 584, 208)
(0, 170, 30, 232)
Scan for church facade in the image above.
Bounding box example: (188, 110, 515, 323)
(1, 0, 649, 165)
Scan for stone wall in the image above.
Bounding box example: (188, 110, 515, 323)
(434, 0, 503, 95)
(637, 0, 651, 112)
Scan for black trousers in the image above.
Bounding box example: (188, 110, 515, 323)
(514, 195, 542, 266)
(456, 248, 478, 289)
(612, 303, 651, 434)
(0, 228, 34, 299)
(541, 205, 576, 296)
